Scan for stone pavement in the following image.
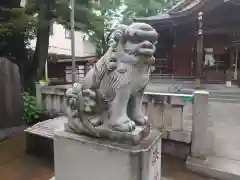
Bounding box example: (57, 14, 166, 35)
(0, 133, 54, 180)
(0, 133, 213, 180)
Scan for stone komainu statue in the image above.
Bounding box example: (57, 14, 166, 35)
(65, 23, 158, 137)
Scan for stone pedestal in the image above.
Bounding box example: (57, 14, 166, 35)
(52, 130, 162, 180)
(65, 123, 150, 145)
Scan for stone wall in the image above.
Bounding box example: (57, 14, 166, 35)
(208, 101, 240, 161)
(0, 58, 22, 131)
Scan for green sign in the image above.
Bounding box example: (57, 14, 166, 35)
(181, 96, 193, 103)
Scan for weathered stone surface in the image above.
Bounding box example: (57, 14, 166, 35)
(65, 123, 150, 145)
(0, 58, 22, 135)
(191, 91, 211, 158)
(208, 101, 240, 161)
(65, 23, 158, 142)
(25, 116, 191, 160)
(25, 117, 67, 158)
(187, 91, 240, 180)
(25, 115, 150, 145)
(25, 117, 67, 139)
(186, 156, 240, 180)
(53, 130, 162, 180)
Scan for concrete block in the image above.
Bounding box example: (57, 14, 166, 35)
(168, 130, 191, 143)
(53, 130, 162, 180)
(36, 83, 47, 110)
(147, 101, 164, 128)
(182, 101, 193, 131)
(163, 104, 172, 128)
(25, 116, 67, 158)
(191, 91, 210, 158)
(171, 107, 183, 130)
(186, 156, 240, 180)
(171, 96, 183, 105)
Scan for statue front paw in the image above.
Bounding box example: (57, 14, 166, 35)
(110, 116, 136, 132)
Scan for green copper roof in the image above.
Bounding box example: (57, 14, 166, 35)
(135, 0, 228, 23)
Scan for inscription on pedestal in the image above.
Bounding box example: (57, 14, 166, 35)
(141, 134, 162, 180)
(149, 144, 161, 180)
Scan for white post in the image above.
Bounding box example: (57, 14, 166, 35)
(20, 0, 27, 7)
(45, 59, 48, 82)
(191, 91, 212, 159)
(70, 0, 76, 84)
(36, 83, 46, 110)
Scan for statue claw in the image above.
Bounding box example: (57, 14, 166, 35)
(132, 115, 148, 126)
(110, 119, 136, 132)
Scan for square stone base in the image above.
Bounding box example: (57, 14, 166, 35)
(53, 130, 162, 180)
(65, 123, 150, 145)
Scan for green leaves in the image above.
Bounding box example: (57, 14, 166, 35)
(21, 92, 42, 125)
(0, 7, 36, 37)
(122, 0, 179, 24)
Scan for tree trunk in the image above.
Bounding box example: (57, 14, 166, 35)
(31, 0, 51, 81)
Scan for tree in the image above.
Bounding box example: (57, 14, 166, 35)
(0, 0, 112, 90)
(0, 0, 36, 90)
(24, 0, 104, 86)
(122, 0, 179, 24)
(87, 0, 124, 57)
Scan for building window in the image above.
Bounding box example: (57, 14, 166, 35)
(65, 29, 71, 39)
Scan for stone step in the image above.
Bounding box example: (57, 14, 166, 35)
(186, 156, 240, 180)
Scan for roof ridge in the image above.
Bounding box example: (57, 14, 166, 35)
(168, 0, 202, 13)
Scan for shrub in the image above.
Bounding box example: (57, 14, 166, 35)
(22, 92, 41, 125)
